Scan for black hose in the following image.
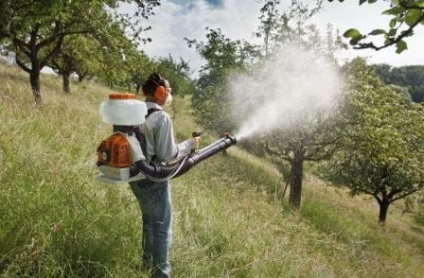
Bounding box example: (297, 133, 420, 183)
(132, 135, 237, 181)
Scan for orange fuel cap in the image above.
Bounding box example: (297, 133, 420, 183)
(109, 93, 136, 100)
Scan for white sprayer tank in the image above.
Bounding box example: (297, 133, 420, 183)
(97, 93, 147, 184)
(99, 93, 147, 125)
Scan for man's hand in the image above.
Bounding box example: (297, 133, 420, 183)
(192, 131, 202, 151)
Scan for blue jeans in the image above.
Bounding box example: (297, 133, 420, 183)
(130, 179, 172, 278)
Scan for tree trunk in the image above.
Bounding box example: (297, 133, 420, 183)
(378, 197, 390, 224)
(289, 150, 304, 208)
(63, 72, 71, 93)
(30, 69, 42, 104)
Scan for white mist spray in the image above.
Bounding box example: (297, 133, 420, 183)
(229, 45, 342, 140)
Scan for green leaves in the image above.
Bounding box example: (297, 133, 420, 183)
(343, 28, 363, 45)
(405, 9, 423, 26)
(369, 29, 385, 36)
(330, 0, 424, 52)
(395, 40, 408, 53)
(382, 6, 405, 16)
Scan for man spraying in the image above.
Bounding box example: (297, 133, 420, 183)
(129, 73, 199, 277)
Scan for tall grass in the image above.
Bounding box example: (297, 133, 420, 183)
(1, 62, 424, 277)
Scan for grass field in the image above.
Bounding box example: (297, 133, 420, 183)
(1, 61, 424, 277)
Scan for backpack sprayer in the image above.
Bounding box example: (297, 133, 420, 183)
(96, 93, 237, 184)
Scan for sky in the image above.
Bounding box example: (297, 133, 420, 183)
(130, 0, 424, 75)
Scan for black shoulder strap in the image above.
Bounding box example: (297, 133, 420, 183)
(134, 108, 162, 160)
(146, 108, 162, 119)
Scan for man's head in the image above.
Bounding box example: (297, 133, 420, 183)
(141, 73, 172, 106)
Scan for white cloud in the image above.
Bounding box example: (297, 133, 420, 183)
(138, 0, 262, 73)
(134, 0, 424, 74)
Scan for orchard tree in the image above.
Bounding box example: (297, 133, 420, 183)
(123, 49, 155, 93)
(259, 111, 342, 207)
(155, 55, 194, 97)
(186, 28, 258, 135)
(289, 0, 324, 45)
(326, 59, 424, 223)
(247, 0, 344, 208)
(48, 35, 101, 93)
(254, 0, 285, 57)
(189, 1, 345, 208)
(0, 0, 160, 104)
(48, 17, 138, 94)
(94, 21, 146, 90)
(329, 0, 424, 53)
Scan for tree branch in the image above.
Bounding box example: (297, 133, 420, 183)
(40, 35, 64, 68)
(15, 55, 30, 73)
(355, 12, 424, 51)
(391, 188, 421, 203)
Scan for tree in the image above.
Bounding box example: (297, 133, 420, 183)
(186, 28, 258, 135)
(155, 55, 194, 97)
(48, 35, 97, 93)
(247, 0, 343, 208)
(0, 0, 160, 104)
(187, 2, 344, 209)
(373, 64, 424, 102)
(254, 0, 328, 57)
(48, 16, 139, 94)
(331, 0, 424, 53)
(326, 58, 424, 223)
(122, 49, 155, 93)
(254, 0, 284, 57)
(260, 111, 341, 207)
(290, 0, 324, 46)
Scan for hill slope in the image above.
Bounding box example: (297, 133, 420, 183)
(1, 62, 424, 277)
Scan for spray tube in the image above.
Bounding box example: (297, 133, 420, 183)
(131, 133, 237, 182)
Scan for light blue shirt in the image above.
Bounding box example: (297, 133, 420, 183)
(143, 102, 193, 164)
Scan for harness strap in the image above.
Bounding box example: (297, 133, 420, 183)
(146, 107, 162, 118)
(138, 107, 162, 163)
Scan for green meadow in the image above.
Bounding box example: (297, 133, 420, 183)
(1, 62, 424, 277)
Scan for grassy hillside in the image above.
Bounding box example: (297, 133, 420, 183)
(1, 61, 424, 277)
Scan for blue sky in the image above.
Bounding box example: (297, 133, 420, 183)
(204, 0, 222, 6)
(137, 0, 424, 74)
(171, 0, 223, 7)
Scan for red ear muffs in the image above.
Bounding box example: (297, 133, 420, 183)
(155, 86, 167, 99)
